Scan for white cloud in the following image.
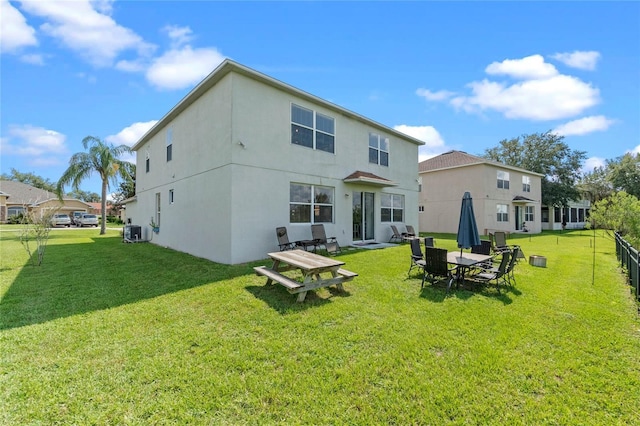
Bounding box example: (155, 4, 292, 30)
(552, 115, 615, 136)
(163, 25, 194, 49)
(106, 120, 158, 147)
(18, 0, 155, 67)
(450, 74, 599, 121)
(551, 51, 601, 70)
(0, 0, 37, 53)
(629, 145, 640, 155)
(1, 124, 68, 166)
(146, 46, 225, 90)
(485, 54, 558, 80)
(394, 124, 449, 162)
(421, 54, 603, 122)
(106, 120, 158, 164)
(416, 88, 455, 102)
(582, 156, 606, 173)
(20, 53, 44, 65)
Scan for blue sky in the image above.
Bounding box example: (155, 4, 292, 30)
(1, 1, 639, 196)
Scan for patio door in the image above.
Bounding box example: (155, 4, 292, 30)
(353, 191, 375, 241)
(515, 206, 522, 230)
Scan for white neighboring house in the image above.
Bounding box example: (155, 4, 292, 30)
(418, 151, 543, 235)
(541, 200, 591, 231)
(128, 60, 424, 264)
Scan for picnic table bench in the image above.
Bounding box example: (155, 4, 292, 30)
(254, 249, 357, 302)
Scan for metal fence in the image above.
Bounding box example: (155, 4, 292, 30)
(615, 232, 639, 302)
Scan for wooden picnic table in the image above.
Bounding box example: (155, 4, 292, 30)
(254, 249, 357, 302)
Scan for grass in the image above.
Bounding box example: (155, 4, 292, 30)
(1, 227, 639, 424)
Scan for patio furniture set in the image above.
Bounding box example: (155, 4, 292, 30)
(408, 233, 521, 293)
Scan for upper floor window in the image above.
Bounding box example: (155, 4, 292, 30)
(522, 176, 531, 192)
(169, 189, 174, 204)
(166, 127, 173, 162)
(289, 183, 334, 223)
(291, 104, 335, 153)
(145, 157, 150, 173)
(497, 171, 510, 189)
(369, 133, 389, 166)
(497, 204, 508, 222)
(381, 193, 404, 222)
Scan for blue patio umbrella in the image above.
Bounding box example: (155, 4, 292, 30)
(457, 191, 481, 257)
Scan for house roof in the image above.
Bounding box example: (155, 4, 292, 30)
(132, 59, 425, 151)
(343, 171, 397, 187)
(0, 180, 92, 206)
(418, 150, 544, 176)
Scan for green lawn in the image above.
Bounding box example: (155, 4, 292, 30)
(1, 227, 639, 424)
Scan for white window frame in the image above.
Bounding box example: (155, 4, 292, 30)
(525, 205, 534, 222)
(381, 193, 404, 222)
(497, 204, 509, 222)
(155, 192, 161, 226)
(166, 127, 173, 162)
(289, 183, 334, 224)
(497, 171, 510, 189)
(291, 104, 335, 154)
(369, 133, 389, 166)
(522, 175, 531, 192)
(169, 189, 174, 204)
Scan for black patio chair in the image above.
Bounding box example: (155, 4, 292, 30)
(408, 238, 426, 277)
(311, 224, 340, 254)
(472, 249, 511, 293)
(389, 225, 404, 243)
(505, 245, 520, 287)
(424, 236, 434, 248)
(423, 246, 456, 292)
(276, 227, 297, 251)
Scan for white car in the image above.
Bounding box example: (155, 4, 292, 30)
(50, 213, 71, 227)
(76, 214, 99, 227)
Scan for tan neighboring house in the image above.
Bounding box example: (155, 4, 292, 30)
(127, 59, 424, 264)
(0, 180, 93, 222)
(418, 151, 543, 235)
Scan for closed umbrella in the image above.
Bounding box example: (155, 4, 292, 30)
(457, 191, 481, 257)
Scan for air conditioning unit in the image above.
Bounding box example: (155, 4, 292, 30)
(124, 225, 142, 241)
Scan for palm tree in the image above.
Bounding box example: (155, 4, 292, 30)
(57, 136, 133, 235)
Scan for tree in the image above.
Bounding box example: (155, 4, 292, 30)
(606, 152, 640, 198)
(577, 166, 613, 204)
(56, 136, 133, 235)
(18, 204, 56, 266)
(111, 166, 136, 206)
(589, 191, 640, 247)
(483, 131, 587, 208)
(1, 168, 56, 192)
(67, 189, 101, 202)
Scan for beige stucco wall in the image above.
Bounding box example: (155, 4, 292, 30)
(0, 194, 7, 222)
(131, 70, 420, 264)
(419, 164, 542, 235)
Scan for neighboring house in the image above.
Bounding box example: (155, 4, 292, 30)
(0, 180, 93, 222)
(418, 151, 543, 235)
(88, 202, 102, 215)
(0, 190, 8, 222)
(541, 199, 591, 231)
(127, 59, 424, 264)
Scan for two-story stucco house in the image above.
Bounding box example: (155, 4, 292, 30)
(127, 60, 424, 264)
(418, 151, 543, 235)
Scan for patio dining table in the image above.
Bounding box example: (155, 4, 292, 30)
(447, 252, 493, 287)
